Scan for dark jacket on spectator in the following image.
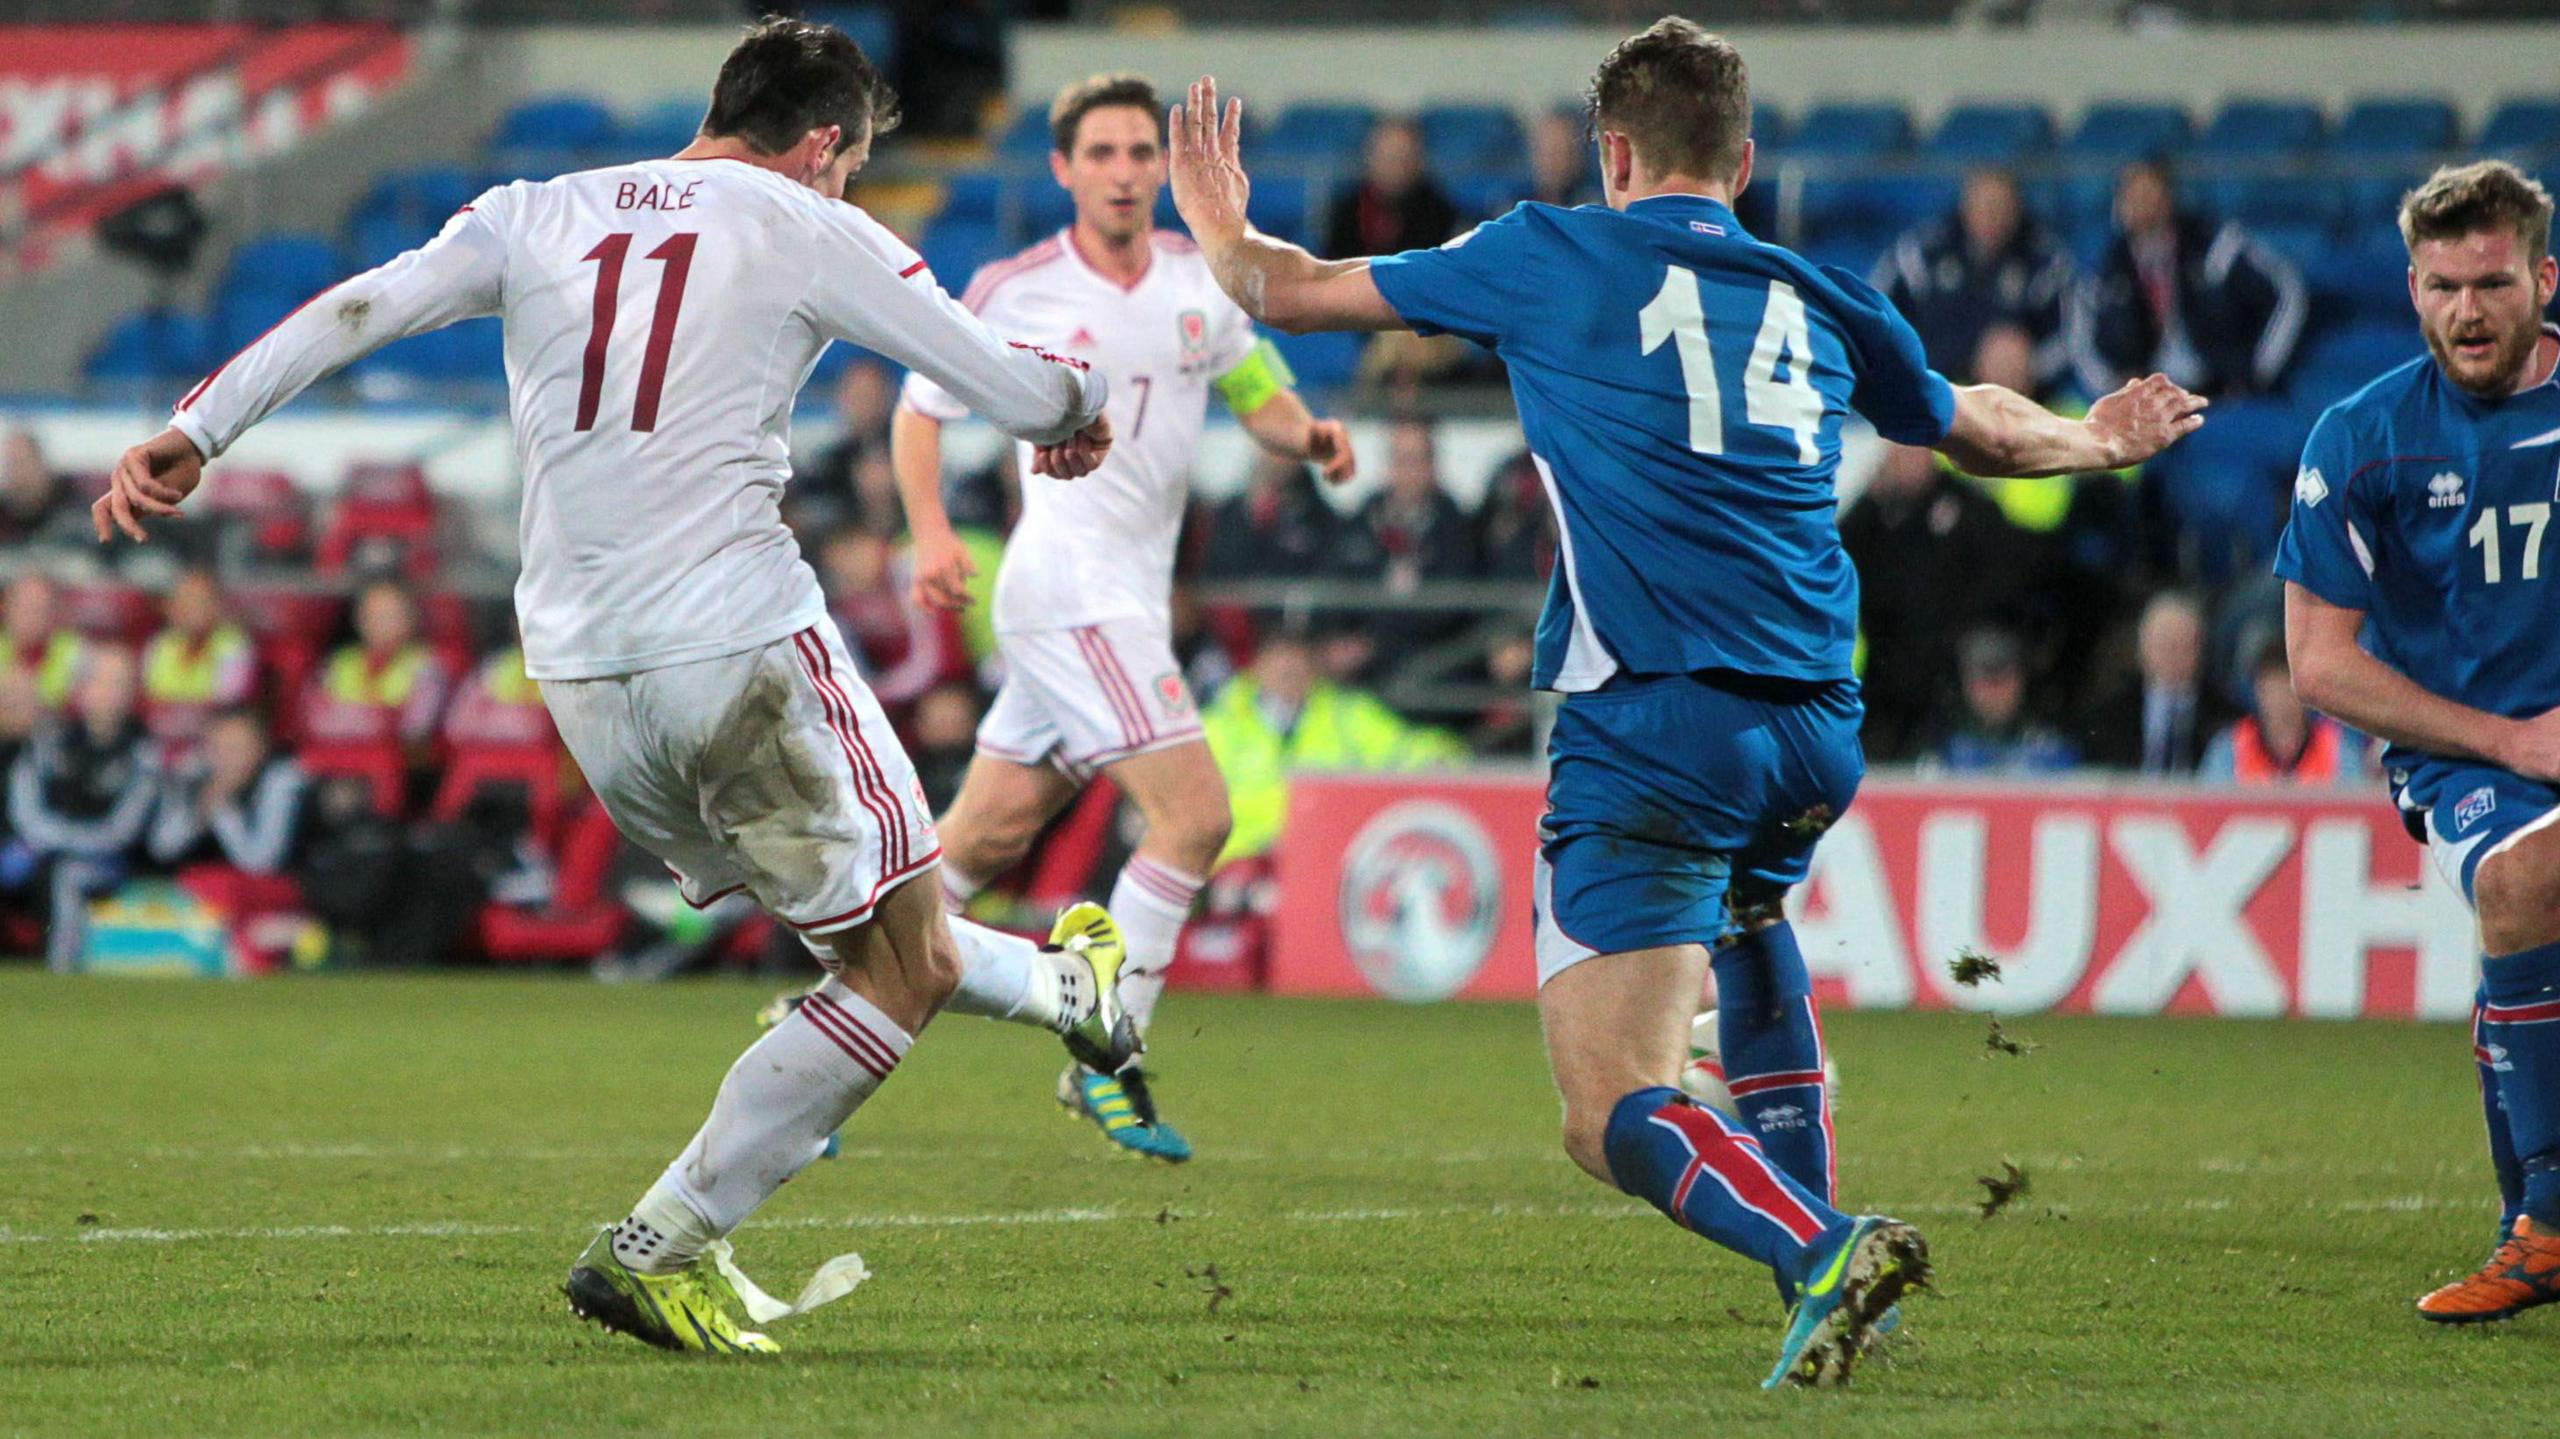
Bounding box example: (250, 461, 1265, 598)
(1839, 473, 2024, 762)
(1196, 468, 1339, 583)
(8, 718, 157, 861)
(148, 755, 307, 874)
(1324, 179, 1460, 261)
(2071, 213, 2307, 397)
(2077, 680, 2235, 776)
(1323, 485, 1479, 677)
(1871, 213, 2076, 390)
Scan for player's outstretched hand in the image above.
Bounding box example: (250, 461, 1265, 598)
(93, 427, 204, 544)
(1033, 414, 1114, 481)
(2086, 373, 2208, 468)
(1307, 418, 1356, 484)
(1168, 77, 1250, 249)
(910, 528, 979, 612)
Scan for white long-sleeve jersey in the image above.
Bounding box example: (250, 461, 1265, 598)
(171, 157, 1106, 680)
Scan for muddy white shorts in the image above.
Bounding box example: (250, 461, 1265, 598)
(540, 624, 939, 936)
(975, 618, 1203, 781)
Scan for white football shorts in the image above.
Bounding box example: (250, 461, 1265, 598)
(975, 618, 1204, 781)
(541, 623, 939, 935)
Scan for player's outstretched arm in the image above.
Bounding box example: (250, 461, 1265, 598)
(1168, 78, 1405, 336)
(1236, 388, 1356, 483)
(1937, 373, 2207, 479)
(100, 200, 510, 545)
(2286, 583, 2560, 781)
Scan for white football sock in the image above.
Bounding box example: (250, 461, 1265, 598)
(1109, 855, 1204, 1037)
(942, 915, 1094, 1035)
(614, 978, 911, 1275)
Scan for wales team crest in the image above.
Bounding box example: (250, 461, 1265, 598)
(1178, 309, 1208, 371)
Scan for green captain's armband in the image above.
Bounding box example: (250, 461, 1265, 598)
(1213, 341, 1295, 417)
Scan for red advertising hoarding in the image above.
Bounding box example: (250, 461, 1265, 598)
(1, 25, 414, 267)
(1271, 772, 2477, 1020)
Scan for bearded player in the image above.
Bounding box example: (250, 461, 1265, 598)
(1166, 22, 2204, 1383)
(891, 73, 1355, 1162)
(2274, 161, 2560, 1324)
(94, 20, 1142, 1355)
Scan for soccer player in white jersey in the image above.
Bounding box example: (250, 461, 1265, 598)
(92, 21, 1144, 1356)
(893, 73, 1355, 1161)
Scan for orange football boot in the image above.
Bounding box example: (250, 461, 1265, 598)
(2418, 1217, 2560, 1324)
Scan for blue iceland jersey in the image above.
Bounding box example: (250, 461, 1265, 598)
(2272, 327, 2560, 773)
(1368, 195, 1955, 691)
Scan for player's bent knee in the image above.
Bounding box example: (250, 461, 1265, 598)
(2477, 848, 2560, 955)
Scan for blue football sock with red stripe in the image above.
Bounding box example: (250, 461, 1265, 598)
(1603, 1085, 1850, 1280)
(2475, 983, 2526, 1228)
(1712, 923, 1834, 1205)
(2479, 939, 2560, 1228)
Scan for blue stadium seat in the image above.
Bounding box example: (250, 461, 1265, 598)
(2064, 102, 2191, 162)
(2150, 395, 2304, 577)
(211, 234, 345, 353)
(2291, 320, 2417, 406)
(352, 317, 505, 394)
(2191, 173, 2344, 230)
(346, 213, 430, 271)
(1263, 103, 1378, 164)
(1022, 184, 1076, 238)
(1788, 103, 1912, 157)
(1800, 175, 1959, 250)
(623, 97, 706, 158)
(495, 95, 617, 151)
(1266, 327, 1364, 394)
(806, 3, 898, 74)
(2338, 170, 2424, 226)
(1927, 103, 2054, 163)
(2479, 98, 2560, 157)
(347, 165, 479, 237)
(2193, 99, 2326, 158)
(2249, 220, 2330, 275)
(1751, 101, 1788, 148)
(937, 171, 1004, 227)
(84, 308, 210, 385)
(1445, 173, 1525, 225)
(1419, 104, 1525, 172)
(2304, 229, 2416, 324)
(2331, 98, 2458, 156)
(918, 221, 1006, 293)
(1797, 235, 1885, 277)
(998, 109, 1052, 157)
(1247, 174, 1321, 243)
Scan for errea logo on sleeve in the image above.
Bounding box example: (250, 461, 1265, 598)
(2294, 467, 2328, 507)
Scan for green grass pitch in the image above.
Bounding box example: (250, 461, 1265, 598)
(0, 969, 2540, 1436)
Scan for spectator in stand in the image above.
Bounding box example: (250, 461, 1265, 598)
(1199, 626, 1466, 867)
(5, 646, 157, 969)
(0, 573, 86, 713)
(2079, 590, 2228, 775)
(442, 639, 555, 750)
(1523, 110, 1601, 211)
(2201, 640, 2356, 789)
(148, 707, 306, 877)
(0, 430, 90, 552)
(815, 526, 957, 722)
(1323, 116, 1460, 259)
(300, 580, 452, 757)
(2071, 157, 2308, 398)
(1467, 632, 1542, 758)
(1839, 442, 2022, 761)
(1195, 452, 1340, 585)
(1323, 418, 1477, 676)
(0, 671, 36, 846)
(1474, 450, 1558, 582)
(139, 568, 258, 755)
(1931, 627, 2079, 775)
(792, 359, 904, 536)
(1872, 168, 2075, 394)
(908, 681, 983, 814)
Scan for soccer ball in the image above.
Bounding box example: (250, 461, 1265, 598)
(1677, 1009, 1839, 1114)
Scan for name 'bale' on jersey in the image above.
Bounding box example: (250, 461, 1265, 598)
(1367, 196, 1956, 692)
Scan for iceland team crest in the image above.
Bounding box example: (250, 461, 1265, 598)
(2456, 785, 2498, 833)
(1337, 801, 1502, 1002)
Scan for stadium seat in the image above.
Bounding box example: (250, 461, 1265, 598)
(298, 741, 409, 816)
(919, 221, 1007, 294)
(317, 463, 441, 580)
(1267, 328, 1364, 394)
(84, 308, 210, 386)
(60, 583, 158, 645)
(2149, 395, 2303, 579)
(1247, 174, 1321, 242)
(1021, 185, 1076, 239)
(475, 797, 628, 964)
(211, 234, 345, 354)
(2338, 169, 2425, 225)
(493, 94, 618, 155)
(2479, 98, 2560, 158)
(2248, 220, 2330, 276)
(2304, 228, 2414, 324)
(2291, 320, 2416, 406)
(807, 4, 898, 74)
(936, 171, 1004, 227)
(1788, 102, 1913, 157)
(1750, 101, 1788, 148)
(1419, 104, 1526, 172)
(347, 165, 478, 237)
(350, 318, 504, 398)
(997, 109, 1053, 157)
(433, 743, 568, 848)
(1263, 103, 1378, 164)
(2193, 99, 2326, 157)
(2191, 173, 2344, 230)
(2065, 101, 2192, 162)
(622, 96, 706, 157)
(2331, 98, 2458, 156)
(1800, 174, 1959, 251)
(1926, 103, 2054, 163)
(1445, 173, 1524, 225)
